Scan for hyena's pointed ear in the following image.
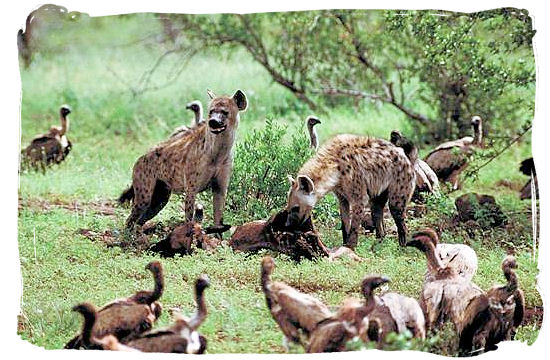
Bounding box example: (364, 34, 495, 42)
(207, 89, 216, 100)
(297, 175, 315, 194)
(232, 90, 248, 111)
(287, 175, 296, 187)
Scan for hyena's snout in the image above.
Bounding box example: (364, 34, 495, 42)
(208, 115, 227, 134)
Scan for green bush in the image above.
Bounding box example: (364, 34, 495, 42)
(227, 118, 314, 221)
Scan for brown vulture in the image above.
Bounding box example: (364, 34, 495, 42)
(65, 261, 164, 349)
(306, 115, 321, 150)
(261, 256, 334, 350)
(424, 116, 483, 190)
(124, 275, 210, 353)
(22, 105, 72, 170)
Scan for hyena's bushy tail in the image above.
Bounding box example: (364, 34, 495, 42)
(118, 186, 134, 204)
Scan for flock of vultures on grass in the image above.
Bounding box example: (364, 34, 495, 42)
(18, 5, 539, 357)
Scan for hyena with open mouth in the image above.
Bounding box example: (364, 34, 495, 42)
(119, 89, 247, 233)
(286, 134, 415, 248)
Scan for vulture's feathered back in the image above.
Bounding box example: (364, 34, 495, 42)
(424, 116, 483, 189)
(64, 261, 164, 349)
(23, 105, 72, 169)
(124, 275, 210, 353)
(261, 256, 334, 349)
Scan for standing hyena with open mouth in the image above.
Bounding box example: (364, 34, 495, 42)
(286, 134, 415, 248)
(119, 89, 248, 232)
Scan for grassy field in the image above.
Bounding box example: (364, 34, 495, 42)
(17, 13, 540, 354)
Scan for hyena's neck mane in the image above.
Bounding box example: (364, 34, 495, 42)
(299, 150, 340, 201)
(202, 121, 237, 158)
(166, 121, 237, 162)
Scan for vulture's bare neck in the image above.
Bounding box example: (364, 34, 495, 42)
(308, 124, 318, 149)
(362, 287, 378, 312)
(424, 242, 447, 277)
(504, 266, 518, 293)
(473, 123, 482, 145)
(194, 108, 203, 125)
(60, 114, 69, 136)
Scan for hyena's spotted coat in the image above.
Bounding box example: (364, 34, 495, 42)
(119, 90, 247, 231)
(286, 134, 415, 248)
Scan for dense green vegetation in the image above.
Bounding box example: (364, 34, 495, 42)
(18, 8, 539, 354)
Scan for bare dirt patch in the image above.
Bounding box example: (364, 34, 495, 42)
(19, 196, 119, 216)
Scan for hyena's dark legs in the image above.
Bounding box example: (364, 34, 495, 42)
(336, 193, 351, 245)
(370, 189, 389, 241)
(388, 190, 409, 247)
(212, 175, 229, 227)
(347, 198, 367, 249)
(126, 180, 155, 229)
(139, 180, 171, 224)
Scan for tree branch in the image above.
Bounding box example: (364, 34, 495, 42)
(465, 124, 532, 178)
(331, 12, 432, 125)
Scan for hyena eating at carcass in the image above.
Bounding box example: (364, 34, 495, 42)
(286, 134, 415, 248)
(119, 89, 248, 232)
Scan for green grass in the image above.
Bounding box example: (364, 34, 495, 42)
(18, 13, 540, 354)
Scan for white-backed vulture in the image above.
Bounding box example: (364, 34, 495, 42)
(406, 232, 484, 330)
(390, 130, 440, 197)
(170, 100, 203, 139)
(70, 303, 140, 351)
(460, 256, 525, 354)
(406, 231, 502, 355)
(414, 228, 478, 282)
(187, 100, 204, 125)
(424, 116, 483, 190)
(23, 105, 72, 170)
(307, 276, 389, 353)
(124, 275, 210, 353)
(379, 292, 426, 339)
(261, 256, 334, 350)
(306, 115, 321, 150)
(308, 275, 425, 352)
(65, 261, 164, 349)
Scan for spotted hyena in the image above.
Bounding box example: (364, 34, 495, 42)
(119, 90, 248, 231)
(286, 134, 415, 248)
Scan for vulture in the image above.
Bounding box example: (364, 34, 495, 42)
(390, 130, 440, 198)
(261, 256, 334, 350)
(405, 232, 505, 355)
(406, 232, 484, 330)
(306, 115, 321, 150)
(424, 116, 484, 190)
(308, 275, 425, 352)
(519, 157, 538, 200)
(170, 100, 203, 138)
(65, 261, 164, 349)
(124, 275, 210, 353)
(414, 228, 478, 283)
(22, 105, 72, 170)
(70, 303, 139, 351)
(460, 256, 525, 354)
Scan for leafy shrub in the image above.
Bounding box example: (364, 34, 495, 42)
(227, 118, 314, 221)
